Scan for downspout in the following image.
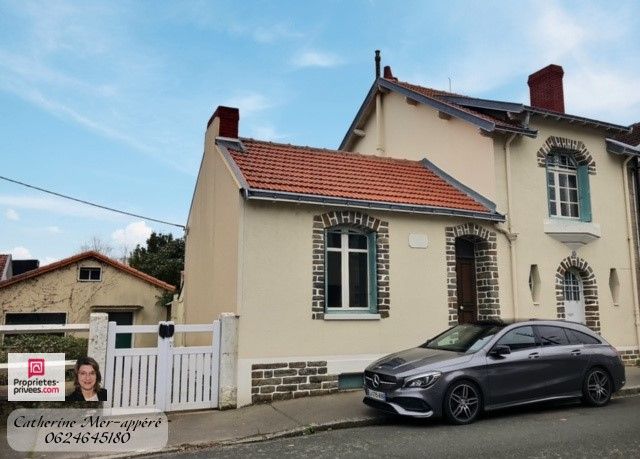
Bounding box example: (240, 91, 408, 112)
(622, 155, 640, 355)
(497, 132, 519, 319)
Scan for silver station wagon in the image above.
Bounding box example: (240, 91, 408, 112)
(363, 319, 626, 424)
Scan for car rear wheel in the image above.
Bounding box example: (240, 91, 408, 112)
(582, 368, 612, 407)
(443, 380, 482, 425)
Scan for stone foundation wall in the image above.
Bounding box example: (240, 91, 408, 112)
(251, 360, 338, 403)
(619, 349, 639, 366)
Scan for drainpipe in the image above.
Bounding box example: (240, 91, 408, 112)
(622, 155, 640, 355)
(499, 132, 519, 319)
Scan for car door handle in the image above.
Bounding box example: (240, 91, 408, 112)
(571, 349, 581, 356)
(528, 352, 540, 359)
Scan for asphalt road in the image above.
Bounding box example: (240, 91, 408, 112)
(157, 395, 640, 458)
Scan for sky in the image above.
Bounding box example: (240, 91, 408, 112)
(1, 0, 639, 265)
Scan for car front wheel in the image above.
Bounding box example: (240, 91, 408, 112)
(582, 368, 612, 407)
(443, 380, 482, 425)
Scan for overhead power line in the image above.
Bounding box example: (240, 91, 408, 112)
(0, 175, 186, 230)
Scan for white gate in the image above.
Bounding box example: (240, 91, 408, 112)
(104, 321, 221, 412)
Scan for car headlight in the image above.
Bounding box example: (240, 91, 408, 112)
(403, 371, 442, 389)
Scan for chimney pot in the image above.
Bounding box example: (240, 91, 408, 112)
(383, 65, 397, 81)
(208, 106, 240, 138)
(527, 64, 565, 113)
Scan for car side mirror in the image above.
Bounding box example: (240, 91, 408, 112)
(489, 345, 511, 358)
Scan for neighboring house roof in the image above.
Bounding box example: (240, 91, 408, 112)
(340, 76, 630, 150)
(0, 254, 11, 281)
(0, 251, 176, 292)
(614, 122, 640, 147)
(217, 137, 503, 221)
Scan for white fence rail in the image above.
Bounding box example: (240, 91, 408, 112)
(104, 321, 221, 413)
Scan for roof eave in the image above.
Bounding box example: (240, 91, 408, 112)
(606, 138, 640, 157)
(244, 189, 505, 222)
(339, 81, 379, 150)
(526, 107, 631, 133)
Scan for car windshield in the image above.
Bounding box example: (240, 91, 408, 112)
(421, 324, 504, 353)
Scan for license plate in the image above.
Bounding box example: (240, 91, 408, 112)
(366, 388, 386, 402)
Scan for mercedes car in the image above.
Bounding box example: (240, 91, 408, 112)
(363, 320, 626, 424)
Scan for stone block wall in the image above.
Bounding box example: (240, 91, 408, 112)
(619, 349, 639, 366)
(251, 360, 338, 403)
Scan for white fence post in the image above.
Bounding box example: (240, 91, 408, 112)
(218, 313, 239, 410)
(104, 321, 117, 407)
(88, 313, 109, 373)
(155, 322, 171, 411)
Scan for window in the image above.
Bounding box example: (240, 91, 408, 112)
(564, 270, 581, 301)
(565, 328, 601, 345)
(529, 264, 541, 304)
(326, 227, 376, 312)
(79, 267, 101, 281)
(495, 326, 537, 351)
(536, 326, 569, 347)
(4, 313, 66, 337)
(609, 268, 620, 306)
(546, 152, 591, 221)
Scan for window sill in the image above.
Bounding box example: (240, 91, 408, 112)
(324, 313, 381, 321)
(543, 219, 601, 250)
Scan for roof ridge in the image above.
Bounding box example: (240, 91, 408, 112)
(238, 137, 424, 166)
(0, 250, 175, 292)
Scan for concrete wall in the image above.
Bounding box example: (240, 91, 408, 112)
(0, 259, 168, 346)
(235, 200, 513, 405)
(182, 121, 243, 335)
(350, 91, 497, 202)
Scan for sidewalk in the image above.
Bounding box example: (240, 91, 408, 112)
(2, 366, 639, 458)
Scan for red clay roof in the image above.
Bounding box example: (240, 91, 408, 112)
(614, 122, 640, 147)
(0, 251, 176, 292)
(391, 79, 523, 130)
(0, 254, 9, 279)
(227, 139, 493, 214)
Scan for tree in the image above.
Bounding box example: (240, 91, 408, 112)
(128, 232, 185, 289)
(80, 236, 114, 257)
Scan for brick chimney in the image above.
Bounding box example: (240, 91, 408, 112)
(207, 106, 239, 138)
(383, 65, 397, 81)
(527, 64, 565, 113)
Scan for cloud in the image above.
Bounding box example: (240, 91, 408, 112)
(5, 208, 19, 221)
(224, 93, 273, 117)
(8, 246, 32, 259)
(249, 125, 288, 141)
(252, 24, 302, 44)
(291, 50, 343, 68)
(0, 195, 126, 221)
(111, 221, 153, 248)
(42, 256, 60, 266)
(46, 226, 62, 234)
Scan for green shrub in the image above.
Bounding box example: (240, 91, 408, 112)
(0, 334, 88, 364)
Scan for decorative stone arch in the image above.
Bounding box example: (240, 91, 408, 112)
(536, 136, 596, 175)
(311, 210, 389, 320)
(445, 223, 500, 326)
(555, 254, 600, 333)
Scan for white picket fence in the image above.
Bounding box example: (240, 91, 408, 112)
(104, 321, 221, 413)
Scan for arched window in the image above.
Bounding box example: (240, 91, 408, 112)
(546, 152, 591, 221)
(326, 227, 376, 312)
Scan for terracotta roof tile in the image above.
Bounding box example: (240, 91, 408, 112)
(614, 122, 640, 146)
(391, 79, 523, 130)
(227, 139, 493, 215)
(0, 251, 176, 292)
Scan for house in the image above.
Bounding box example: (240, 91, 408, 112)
(182, 60, 640, 407)
(0, 251, 175, 347)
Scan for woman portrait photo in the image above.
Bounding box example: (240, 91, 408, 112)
(66, 356, 108, 402)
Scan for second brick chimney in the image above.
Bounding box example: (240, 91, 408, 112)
(207, 106, 240, 138)
(527, 64, 565, 113)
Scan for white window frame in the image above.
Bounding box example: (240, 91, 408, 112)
(547, 153, 580, 220)
(326, 228, 370, 310)
(78, 267, 102, 282)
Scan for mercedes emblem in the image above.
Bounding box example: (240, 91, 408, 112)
(372, 374, 380, 388)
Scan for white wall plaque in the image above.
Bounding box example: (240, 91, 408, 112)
(408, 233, 428, 249)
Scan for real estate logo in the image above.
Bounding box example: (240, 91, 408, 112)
(9, 353, 65, 401)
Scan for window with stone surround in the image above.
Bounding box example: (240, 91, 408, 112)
(546, 152, 591, 221)
(312, 211, 389, 320)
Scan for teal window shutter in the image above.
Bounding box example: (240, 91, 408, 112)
(367, 232, 377, 313)
(577, 165, 592, 222)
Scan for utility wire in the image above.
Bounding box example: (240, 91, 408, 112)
(0, 175, 186, 230)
